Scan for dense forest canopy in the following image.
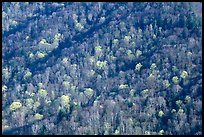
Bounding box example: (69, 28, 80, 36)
(2, 2, 202, 135)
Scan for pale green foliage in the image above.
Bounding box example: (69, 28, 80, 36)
(110, 92, 116, 96)
(2, 85, 7, 92)
(26, 98, 34, 109)
(147, 73, 155, 79)
(39, 39, 47, 44)
(38, 89, 48, 97)
(178, 108, 184, 113)
(112, 39, 119, 45)
(62, 81, 70, 87)
(97, 74, 102, 79)
(163, 80, 170, 88)
(114, 130, 120, 135)
(172, 76, 179, 84)
(158, 110, 164, 117)
(38, 38, 52, 48)
(104, 130, 109, 135)
(33, 101, 40, 110)
(36, 51, 47, 58)
(135, 63, 142, 71)
(176, 100, 182, 107)
(150, 63, 156, 70)
(118, 84, 128, 90)
(185, 95, 191, 102)
(187, 51, 192, 57)
(34, 113, 43, 120)
(72, 101, 80, 109)
(2, 11, 7, 18)
(141, 89, 149, 95)
(60, 95, 70, 106)
(24, 70, 32, 79)
(95, 45, 102, 52)
(30, 93, 35, 97)
(54, 33, 63, 42)
(159, 130, 164, 135)
(96, 60, 107, 69)
(145, 131, 151, 135)
(84, 88, 94, 98)
(171, 109, 176, 113)
(128, 118, 134, 125)
(129, 89, 135, 97)
(126, 50, 134, 58)
(89, 56, 95, 64)
(75, 22, 84, 31)
(104, 122, 111, 130)
(37, 83, 43, 88)
(180, 70, 188, 79)
(135, 49, 142, 57)
(10, 102, 22, 111)
(93, 100, 99, 107)
(96, 95, 101, 100)
(29, 53, 34, 58)
(126, 49, 132, 55)
(124, 35, 131, 42)
(62, 57, 68, 64)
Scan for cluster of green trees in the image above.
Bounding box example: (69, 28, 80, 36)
(2, 2, 202, 135)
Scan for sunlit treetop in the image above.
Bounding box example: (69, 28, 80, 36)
(172, 76, 179, 84)
(180, 70, 188, 79)
(38, 89, 48, 97)
(158, 110, 164, 117)
(2, 85, 7, 92)
(84, 88, 94, 98)
(10, 102, 22, 111)
(118, 84, 128, 90)
(159, 130, 164, 135)
(39, 39, 47, 45)
(135, 63, 142, 71)
(34, 113, 43, 120)
(124, 35, 131, 43)
(75, 22, 84, 31)
(150, 63, 156, 70)
(163, 80, 170, 88)
(95, 45, 102, 52)
(60, 95, 70, 106)
(135, 49, 142, 58)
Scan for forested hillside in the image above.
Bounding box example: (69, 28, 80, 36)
(2, 2, 202, 135)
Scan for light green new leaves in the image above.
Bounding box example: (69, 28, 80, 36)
(96, 61, 107, 69)
(135, 63, 142, 71)
(158, 110, 164, 117)
(10, 102, 22, 111)
(172, 76, 179, 84)
(84, 88, 94, 98)
(180, 70, 188, 79)
(118, 84, 128, 90)
(38, 89, 48, 97)
(34, 113, 43, 120)
(60, 95, 70, 106)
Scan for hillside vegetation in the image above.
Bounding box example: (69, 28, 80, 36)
(2, 2, 202, 135)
